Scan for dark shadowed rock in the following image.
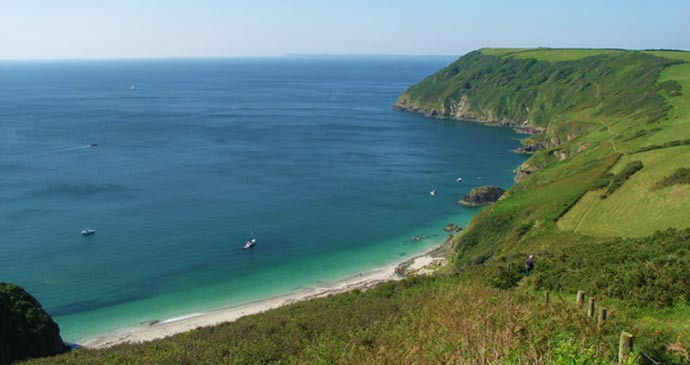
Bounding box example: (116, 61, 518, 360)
(0, 282, 68, 365)
(459, 186, 506, 207)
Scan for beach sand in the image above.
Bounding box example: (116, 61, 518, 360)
(79, 243, 448, 349)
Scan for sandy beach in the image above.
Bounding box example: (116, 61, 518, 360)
(79, 242, 449, 349)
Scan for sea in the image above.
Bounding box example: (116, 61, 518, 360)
(0, 56, 527, 342)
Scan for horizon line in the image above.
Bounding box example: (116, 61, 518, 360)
(0, 53, 461, 63)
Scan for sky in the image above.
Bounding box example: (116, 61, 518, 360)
(0, 0, 688, 60)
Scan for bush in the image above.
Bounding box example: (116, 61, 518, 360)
(488, 261, 525, 290)
(601, 161, 643, 198)
(529, 228, 690, 308)
(590, 172, 614, 190)
(654, 167, 690, 189)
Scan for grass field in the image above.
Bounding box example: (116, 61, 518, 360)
(480, 48, 625, 62)
(558, 146, 690, 237)
(643, 63, 690, 147)
(556, 50, 690, 237)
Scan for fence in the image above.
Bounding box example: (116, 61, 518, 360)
(564, 290, 686, 365)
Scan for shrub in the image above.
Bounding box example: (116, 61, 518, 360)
(601, 161, 643, 198)
(590, 172, 614, 190)
(529, 228, 690, 308)
(654, 167, 690, 190)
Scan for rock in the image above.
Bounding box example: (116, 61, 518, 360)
(443, 223, 464, 233)
(514, 161, 539, 183)
(0, 283, 68, 364)
(459, 186, 506, 207)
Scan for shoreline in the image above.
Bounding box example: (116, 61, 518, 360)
(78, 240, 451, 349)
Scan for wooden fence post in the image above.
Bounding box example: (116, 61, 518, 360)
(597, 307, 607, 329)
(576, 291, 585, 307)
(587, 297, 596, 318)
(618, 331, 634, 364)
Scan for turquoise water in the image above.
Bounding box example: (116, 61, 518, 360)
(0, 57, 527, 342)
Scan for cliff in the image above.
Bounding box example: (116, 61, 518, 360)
(395, 49, 677, 152)
(0, 283, 67, 364)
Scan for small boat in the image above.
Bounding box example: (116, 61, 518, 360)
(456, 177, 463, 183)
(243, 238, 256, 249)
(81, 228, 95, 236)
(89, 144, 98, 147)
(430, 189, 437, 196)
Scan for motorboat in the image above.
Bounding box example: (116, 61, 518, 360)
(243, 238, 256, 249)
(429, 189, 437, 196)
(456, 177, 463, 183)
(81, 228, 96, 236)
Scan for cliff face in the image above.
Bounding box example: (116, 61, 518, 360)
(0, 283, 67, 365)
(395, 50, 674, 144)
(395, 49, 676, 180)
(396, 92, 543, 135)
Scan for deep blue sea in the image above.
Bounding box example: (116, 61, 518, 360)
(0, 57, 526, 342)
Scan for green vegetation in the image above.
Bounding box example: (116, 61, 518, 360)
(395, 48, 677, 140)
(18, 48, 690, 364)
(635, 138, 690, 153)
(559, 146, 690, 237)
(0, 283, 67, 365)
(655, 167, 690, 189)
(18, 275, 641, 365)
(400, 47, 690, 360)
(489, 229, 690, 308)
(600, 160, 643, 199)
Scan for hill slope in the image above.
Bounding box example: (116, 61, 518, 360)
(396, 48, 690, 243)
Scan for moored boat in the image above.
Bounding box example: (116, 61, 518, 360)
(243, 238, 256, 249)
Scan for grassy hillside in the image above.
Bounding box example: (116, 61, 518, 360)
(19, 48, 690, 364)
(18, 274, 658, 365)
(399, 47, 690, 360)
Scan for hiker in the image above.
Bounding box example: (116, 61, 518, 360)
(525, 255, 535, 277)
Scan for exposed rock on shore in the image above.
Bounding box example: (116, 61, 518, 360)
(443, 223, 463, 232)
(394, 95, 545, 136)
(459, 186, 506, 207)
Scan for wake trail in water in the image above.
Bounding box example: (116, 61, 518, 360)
(54, 144, 98, 153)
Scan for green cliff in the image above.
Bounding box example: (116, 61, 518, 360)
(0, 283, 67, 365)
(395, 49, 677, 148)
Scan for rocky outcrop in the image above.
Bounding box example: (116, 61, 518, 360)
(459, 186, 506, 207)
(514, 161, 539, 183)
(443, 223, 464, 233)
(0, 283, 68, 364)
(394, 94, 545, 136)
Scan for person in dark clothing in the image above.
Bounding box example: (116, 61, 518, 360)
(525, 255, 535, 277)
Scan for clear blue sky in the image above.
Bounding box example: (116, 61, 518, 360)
(0, 0, 688, 59)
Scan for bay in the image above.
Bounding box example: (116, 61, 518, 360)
(0, 57, 526, 341)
